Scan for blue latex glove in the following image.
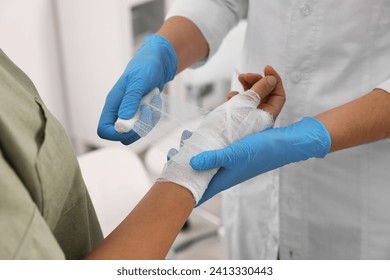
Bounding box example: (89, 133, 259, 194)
(114, 88, 163, 138)
(97, 34, 177, 145)
(190, 117, 332, 206)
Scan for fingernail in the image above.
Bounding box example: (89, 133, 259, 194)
(267, 76, 277, 86)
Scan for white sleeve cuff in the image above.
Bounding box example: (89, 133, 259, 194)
(375, 78, 390, 94)
(166, 0, 248, 68)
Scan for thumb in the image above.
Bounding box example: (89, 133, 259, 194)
(118, 90, 143, 119)
(250, 75, 277, 100)
(190, 147, 236, 171)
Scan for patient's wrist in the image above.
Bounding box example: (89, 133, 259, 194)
(154, 181, 196, 206)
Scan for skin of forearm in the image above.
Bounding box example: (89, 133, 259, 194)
(86, 182, 195, 259)
(315, 88, 390, 153)
(157, 16, 209, 73)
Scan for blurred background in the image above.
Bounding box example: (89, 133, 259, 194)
(0, 0, 247, 259)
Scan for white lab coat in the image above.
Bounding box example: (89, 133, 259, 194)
(168, 0, 390, 259)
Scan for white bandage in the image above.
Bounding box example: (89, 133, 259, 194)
(158, 90, 274, 203)
(115, 118, 137, 133)
(114, 88, 161, 136)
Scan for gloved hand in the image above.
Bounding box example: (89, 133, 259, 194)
(191, 116, 332, 205)
(114, 88, 162, 138)
(158, 74, 278, 203)
(97, 34, 177, 145)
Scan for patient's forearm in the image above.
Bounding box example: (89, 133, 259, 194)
(86, 182, 195, 259)
(315, 88, 390, 152)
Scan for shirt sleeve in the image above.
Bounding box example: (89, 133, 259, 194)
(166, 0, 248, 67)
(0, 151, 65, 259)
(376, 78, 390, 94)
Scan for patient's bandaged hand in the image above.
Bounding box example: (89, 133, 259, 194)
(157, 90, 274, 203)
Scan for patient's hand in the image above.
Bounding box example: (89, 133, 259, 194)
(158, 66, 286, 203)
(230, 65, 286, 119)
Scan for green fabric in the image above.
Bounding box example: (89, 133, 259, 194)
(0, 49, 103, 259)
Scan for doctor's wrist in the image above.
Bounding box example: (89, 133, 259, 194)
(281, 117, 331, 164)
(144, 34, 178, 82)
(300, 117, 332, 158)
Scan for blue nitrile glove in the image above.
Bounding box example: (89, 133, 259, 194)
(191, 117, 332, 206)
(114, 88, 163, 138)
(97, 34, 177, 145)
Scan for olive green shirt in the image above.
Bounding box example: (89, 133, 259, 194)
(0, 49, 103, 259)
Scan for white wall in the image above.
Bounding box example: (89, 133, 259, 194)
(0, 0, 68, 129)
(54, 0, 131, 152)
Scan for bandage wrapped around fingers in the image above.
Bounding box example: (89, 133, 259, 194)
(157, 89, 274, 203)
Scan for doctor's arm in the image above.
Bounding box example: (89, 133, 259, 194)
(193, 86, 390, 205)
(157, 17, 208, 73)
(315, 88, 390, 152)
(98, 0, 247, 144)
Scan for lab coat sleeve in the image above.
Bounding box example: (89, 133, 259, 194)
(166, 0, 248, 67)
(376, 78, 390, 94)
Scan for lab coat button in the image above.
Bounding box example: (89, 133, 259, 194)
(300, 4, 312, 16)
(290, 71, 302, 83)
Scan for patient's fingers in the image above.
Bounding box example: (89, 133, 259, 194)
(227, 91, 239, 100)
(259, 65, 286, 119)
(235, 66, 286, 120)
(250, 75, 277, 100)
(238, 73, 263, 90)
